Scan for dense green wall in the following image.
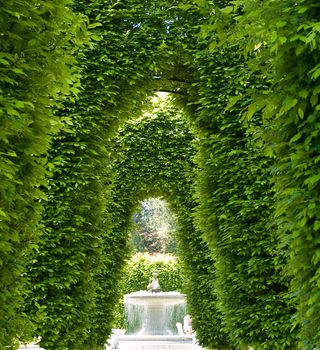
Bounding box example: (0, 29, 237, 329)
(232, 1, 320, 348)
(0, 0, 88, 347)
(200, 0, 320, 348)
(109, 101, 214, 339)
(189, 47, 296, 349)
(109, 101, 235, 349)
(24, 1, 175, 348)
(22, 3, 207, 349)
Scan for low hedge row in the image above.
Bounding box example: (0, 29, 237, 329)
(121, 253, 185, 294)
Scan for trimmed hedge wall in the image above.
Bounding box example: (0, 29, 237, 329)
(24, 1, 176, 348)
(198, 0, 320, 348)
(26, 97, 210, 349)
(109, 100, 233, 349)
(222, 1, 320, 348)
(108, 100, 215, 339)
(122, 253, 184, 294)
(189, 46, 297, 348)
(0, 0, 88, 347)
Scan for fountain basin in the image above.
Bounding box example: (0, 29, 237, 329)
(120, 273, 198, 349)
(124, 291, 186, 336)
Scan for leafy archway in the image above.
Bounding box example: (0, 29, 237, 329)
(27, 98, 226, 350)
(106, 100, 228, 349)
(25, 2, 295, 350)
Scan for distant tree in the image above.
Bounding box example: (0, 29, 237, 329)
(130, 198, 178, 254)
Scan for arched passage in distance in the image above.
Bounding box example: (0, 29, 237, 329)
(102, 100, 226, 349)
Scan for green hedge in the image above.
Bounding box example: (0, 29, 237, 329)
(108, 99, 207, 332)
(24, 1, 173, 348)
(223, 1, 320, 348)
(189, 45, 296, 348)
(175, 203, 233, 350)
(200, 0, 320, 347)
(108, 99, 230, 349)
(21, 2, 217, 348)
(26, 97, 204, 349)
(122, 253, 184, 294)
(0, 0, 88, 348)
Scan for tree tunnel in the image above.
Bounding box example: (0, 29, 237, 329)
(3, 1, 314, 350)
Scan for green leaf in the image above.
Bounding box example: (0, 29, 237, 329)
(0, 58, 10, 65)
(290, 132, 302, 143)
(314, 221, 320, 231)
(194, 0, 205, 7)
(299, 217, 307, 228)
(278, 97, 298, 116)
(298, 108, 304, 118)
(276, 21, 287, 28)
(304, 174, 320, 188)
(0, 209, 7, 218)
(311, 94, 318, 107)
(11, 68, 27, 76)
(299, 90, 309, 98)
(88, 22, 102, 29)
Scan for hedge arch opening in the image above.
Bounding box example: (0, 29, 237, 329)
(129, 197, 178, 254)
(26, 93, 228, 350)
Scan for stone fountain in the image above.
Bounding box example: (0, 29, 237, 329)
(116, 272, 203, 350)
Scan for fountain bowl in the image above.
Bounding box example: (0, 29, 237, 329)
(124, 291, 186, 306)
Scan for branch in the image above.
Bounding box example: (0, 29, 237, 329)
(154, 89, 189, 96)
(167, 78, 194, 84)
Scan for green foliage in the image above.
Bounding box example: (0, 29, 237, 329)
(24, 0, 181, 347)
(110, 99, 196, 213)
(26, 89, 114, 349)
(186, 5, 297, 347)
(205, 0, 320, 347)
(108, 99, 220, 348)
(124, 253, 184, 293)
(23, 0, 202, 346)
(0, 0, 88, 347)
(176, 203, 232, 350)
(108, 96, 230, 349)
(26, 95, 201, 349)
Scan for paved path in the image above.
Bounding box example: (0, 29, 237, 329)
(18, 334, 206, 350)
